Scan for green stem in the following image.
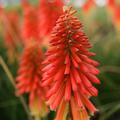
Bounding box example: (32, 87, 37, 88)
(0, 56, 33, 120)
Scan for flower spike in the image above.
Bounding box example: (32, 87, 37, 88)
(21, 1, 40, 45)
(42, 7, 100, 120)
(16, 42, 47, 117)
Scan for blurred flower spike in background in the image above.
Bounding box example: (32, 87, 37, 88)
(39, 0, 64, 47)
(113, 4, 120, 31)
(16, 42, 48, 118)
(21, 0, 41, 46)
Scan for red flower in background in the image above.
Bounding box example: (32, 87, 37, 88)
(21, 0, 40, 45)
(16, 42, 47, 116)
(0, 6, 2, 14)
(4, 11, 19, 49)
(39, 0, 64, 46)
(42, 7, 100, 120)
(21, 0, 29, 8)
(82, 0, 96, 13)
(107, 0, 117, 15)
(1, 9, 21, 63)
(113, 5, 120, 30)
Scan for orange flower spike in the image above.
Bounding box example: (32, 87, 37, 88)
(82, 0, 96, 13)
(16, 42, 47, 117)
(113, 5, 120, 31)
(21, 0, 40, 45)
(21, 0, 30, 8)
(42, 7, 100, 120)
(39, 0, 64, 47)
(107, 0, 117, 15)
(4, 11, 19, 48)
(0, 5, 2, 14)
(1, 9, 21, 63)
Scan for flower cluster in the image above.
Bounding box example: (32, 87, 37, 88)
(39, 0, 63, 38)
(4, 11, 20, 48)
(106, 0, 120, 31)
(21, 1, 40, 45)
(107, 0, 116, 15)
(42, 7, 100, 120)
(82, 0, 96, 13)
(113, 5, 120, 31)
(1, 10, 21, 62)
(16, 42, 47, 116)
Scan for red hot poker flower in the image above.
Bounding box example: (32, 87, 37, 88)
(1, 9, 21, 63)
(42, 7, 100, 120)
(113, 5, 120, 31)
(82, 0, 96, 14)
(21, 0, 29, 8)
(21, 1, 40, 45)
(16, 42, 47, 116)
(39, 0, 63, 43)
(107, 0, 116, 15)
(4, 11, 19, 48)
